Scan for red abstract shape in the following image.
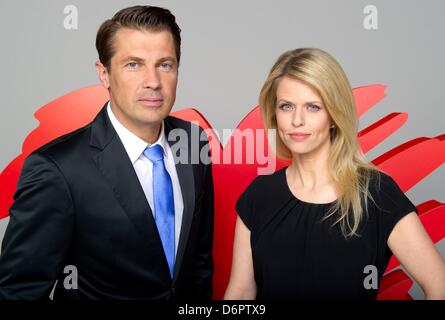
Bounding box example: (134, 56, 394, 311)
(377, 269, 413, 300)
(358, 113, 408, 153)
(0, 83, 444, 300)
(373, 135, 445, 192)
(417, 200, 443, 213)
(353, 84, 387, 117)
(177, 106, 289, 298)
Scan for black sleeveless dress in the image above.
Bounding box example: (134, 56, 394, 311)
(235, 167, 417, 300)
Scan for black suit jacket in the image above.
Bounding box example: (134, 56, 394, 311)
(0, 105, 214, 300)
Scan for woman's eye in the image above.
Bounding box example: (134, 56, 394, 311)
(307, 104, 321, 111)
(278, 103, 293, 111)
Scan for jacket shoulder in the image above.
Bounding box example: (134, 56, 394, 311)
(31, 123, 93, 161)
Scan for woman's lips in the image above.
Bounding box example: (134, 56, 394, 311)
(289, 132, 311, 141)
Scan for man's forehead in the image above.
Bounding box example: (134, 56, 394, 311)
(114, 27, 175, 46)
(111, 28, 177, 61)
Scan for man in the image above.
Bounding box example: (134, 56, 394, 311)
(0, 5, 214, 300)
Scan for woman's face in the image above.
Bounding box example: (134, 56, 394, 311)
(275, 76, 333, 158)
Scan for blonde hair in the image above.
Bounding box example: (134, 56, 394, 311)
(259, 48, 378, 238)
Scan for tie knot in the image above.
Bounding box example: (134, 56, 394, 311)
(143, 144, 164, 162)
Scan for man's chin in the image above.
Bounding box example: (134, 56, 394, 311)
(137, 108, 170, 121)
(138, 114, 169, 128)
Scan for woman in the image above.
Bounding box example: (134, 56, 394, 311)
(224, 48, 445, 300)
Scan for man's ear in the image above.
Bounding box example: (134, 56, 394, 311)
(95, 60, 110, 89)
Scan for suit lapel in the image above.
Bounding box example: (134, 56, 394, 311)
(90, 106, 170, 276)
(164, 118, 196, 282)
(89, 108, 197, 283)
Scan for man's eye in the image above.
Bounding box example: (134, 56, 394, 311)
(159, 62, 172, 71)
(127, 62, 139, 69)
(307, 104, 321, 111)
(278, 103, 293, 111)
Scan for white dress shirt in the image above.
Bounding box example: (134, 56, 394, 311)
(107, 103, 184, 257)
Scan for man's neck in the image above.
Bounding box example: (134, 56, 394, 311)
(109, 103, 163, 144)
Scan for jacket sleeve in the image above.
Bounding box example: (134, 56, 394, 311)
(0, 152, 74, 299)
(192, 143, 214, 300)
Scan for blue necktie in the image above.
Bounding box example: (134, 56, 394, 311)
(143, 144, 175, 278)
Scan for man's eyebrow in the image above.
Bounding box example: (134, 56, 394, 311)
(119, 56, 178, 64)
(158, 56, 177, 63)
(120, 56, 145, 64)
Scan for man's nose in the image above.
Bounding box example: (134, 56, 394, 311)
(142, 67, 161, 90)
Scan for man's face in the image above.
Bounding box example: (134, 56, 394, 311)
(96, 28, 178, 140)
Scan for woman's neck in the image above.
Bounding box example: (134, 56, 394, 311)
(286, 143, 337, 203)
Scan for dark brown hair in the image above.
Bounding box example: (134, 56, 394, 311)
(96, 5, 181, 69)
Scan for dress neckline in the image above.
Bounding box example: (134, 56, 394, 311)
(280, 167, 337, 206)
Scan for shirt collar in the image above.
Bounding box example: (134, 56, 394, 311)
(107, 102, 168, 164)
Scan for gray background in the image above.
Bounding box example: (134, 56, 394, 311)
(0, 0, 444, 299)
(0, 0, 444, 205)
